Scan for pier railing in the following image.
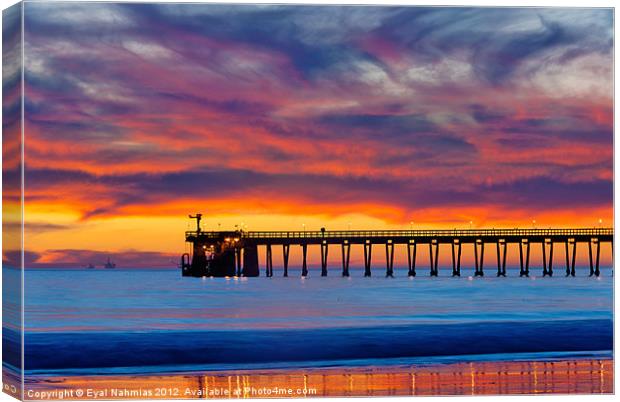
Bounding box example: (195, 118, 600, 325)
(187, 228, 613, 239)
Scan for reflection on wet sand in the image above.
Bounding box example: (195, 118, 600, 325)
(8, 359, 612, 399)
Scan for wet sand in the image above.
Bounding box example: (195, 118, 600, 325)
(4, 359, 613, 400)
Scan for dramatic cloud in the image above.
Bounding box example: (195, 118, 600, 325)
(15, 4, 613, 266)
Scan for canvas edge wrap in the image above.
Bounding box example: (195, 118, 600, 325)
(2, 1, 24, 400)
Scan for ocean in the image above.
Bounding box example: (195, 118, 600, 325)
(4, 266, 613, 376)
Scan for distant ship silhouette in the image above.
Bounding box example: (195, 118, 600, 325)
(103, 257, 116, 269)
(86, 263, 95, 269)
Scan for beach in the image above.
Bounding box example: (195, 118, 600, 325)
(6, 358, 612, 399)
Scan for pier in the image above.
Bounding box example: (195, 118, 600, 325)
(181, 215, 613, 278)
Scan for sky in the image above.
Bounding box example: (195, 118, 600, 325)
(3, 3, 614, 268)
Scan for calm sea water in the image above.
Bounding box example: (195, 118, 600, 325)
(4, 267, 614, 375)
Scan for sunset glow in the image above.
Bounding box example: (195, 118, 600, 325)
(4, 4, 613, 267)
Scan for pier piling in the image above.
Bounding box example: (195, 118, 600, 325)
(242, 245, 259, 277)
(519, 239, 530, 277)
(266, 244, 273, 277)
(429, 240, 439, 276)
(385, 240, 395, 277)
(302, 244, 308, 277)
(596, 239, 601, 277)
(496, 240, 507, 277)
(589, 238, 601, 277)
(542, 239, 554, 277)
(235, 248, 242, 277)
(451, 240, 461, 276)
(407, 240, 417, 277)
(342, 241, 351, 277)
(321, 241, 329, 276)
(364, 241, 372, 277)
(282, 244, 290, 277)
(474, 240, 485, 277)
(565, 239, 577, 277)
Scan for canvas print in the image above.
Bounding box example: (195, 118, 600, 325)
(1, 2, 614, 399)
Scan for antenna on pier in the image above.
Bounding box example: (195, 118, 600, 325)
(189, 213, 202, 233)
